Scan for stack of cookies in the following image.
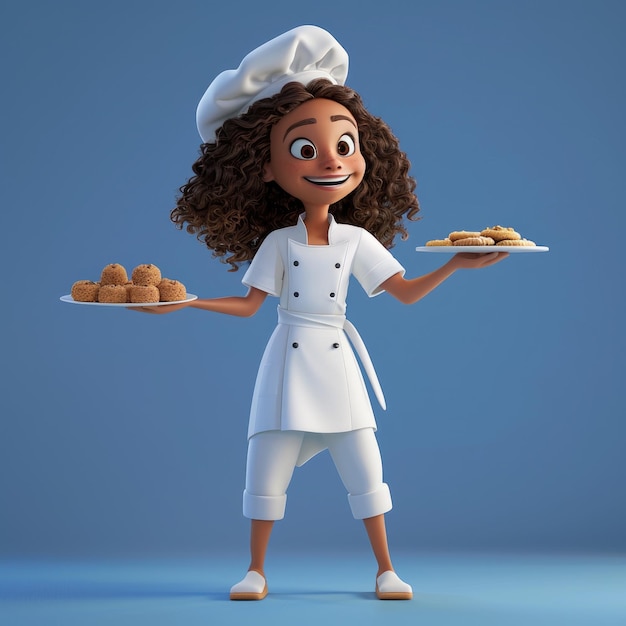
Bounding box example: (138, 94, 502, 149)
(70, 263, 187, 303)
(426, 225, 536, 247)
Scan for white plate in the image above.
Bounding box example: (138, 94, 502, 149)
(415, 245, 549, 253)
(60, 294, 198, 307)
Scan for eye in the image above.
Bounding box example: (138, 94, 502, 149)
(337, 134, 356, 157)
(290, 138, 317, 160)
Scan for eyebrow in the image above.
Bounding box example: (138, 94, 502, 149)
(330, 115, 357, 128)
(282, 115, 358, 141)
(283, 118, 316, 140)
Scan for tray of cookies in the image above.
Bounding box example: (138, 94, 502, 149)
(61, 263, 197, 307)
(416, 226, 548, 253)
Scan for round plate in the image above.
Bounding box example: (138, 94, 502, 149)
(60, 294, 198, 307)
(415, 245, 549, 253)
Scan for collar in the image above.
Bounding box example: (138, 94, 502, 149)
(296, 212, 338, 245)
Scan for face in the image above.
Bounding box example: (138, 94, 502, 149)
(263, 98, 366, 209)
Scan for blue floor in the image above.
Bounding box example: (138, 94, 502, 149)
(1, 552, 625, 626)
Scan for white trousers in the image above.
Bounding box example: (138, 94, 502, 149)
(242, 428, 392, 521)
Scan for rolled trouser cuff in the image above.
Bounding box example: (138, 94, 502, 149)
(348, 483, 392, 519)
(242, 489, 287, 520)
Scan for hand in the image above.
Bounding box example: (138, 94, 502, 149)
(127, 301, 192, 314)
(448, 251, 509, 270)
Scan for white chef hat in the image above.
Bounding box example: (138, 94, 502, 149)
(196, 25, 349, 142)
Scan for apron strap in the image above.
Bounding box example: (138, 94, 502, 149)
(343, 320, 386, 411)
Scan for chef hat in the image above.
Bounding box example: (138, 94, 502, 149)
(196, 25, 349, 142)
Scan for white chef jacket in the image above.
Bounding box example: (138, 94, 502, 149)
(242, 213, 405, 446)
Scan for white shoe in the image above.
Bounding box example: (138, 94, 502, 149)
(375, 571, 413, 600)
(230, 570, 268, 601)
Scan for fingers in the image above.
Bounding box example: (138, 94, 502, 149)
(473, 251, 508, 267)
(482, 251, 509, 265)
(476, 252, 509, 267)
(127, 306, 161, 313)
(127, 301, 192, 314)
(453, 251, 509, 268)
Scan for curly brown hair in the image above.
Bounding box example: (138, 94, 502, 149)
(171, 79, 420, 270)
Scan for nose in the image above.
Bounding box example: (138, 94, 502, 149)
(314, 142, 341, 170)
(320, 149, 342, 171)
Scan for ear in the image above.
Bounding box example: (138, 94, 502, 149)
(262, 162, 274, 183)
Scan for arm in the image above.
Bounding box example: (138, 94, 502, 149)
(133, 286, 268, 316)
(189, 286, 268, 317)
(381, 251, 508, 305)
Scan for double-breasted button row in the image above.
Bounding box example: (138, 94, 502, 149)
(291, 260, 341, 268)
(293, 291, 335, 298)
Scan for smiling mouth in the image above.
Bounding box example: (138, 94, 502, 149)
(304, 175, 351, 186)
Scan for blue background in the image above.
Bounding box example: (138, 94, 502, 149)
(2, 0, 624, 565)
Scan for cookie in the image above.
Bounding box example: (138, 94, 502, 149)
(129, 284, 160, 303)
(100, 263, 128, 286)
(98, 284, 128, 303)
(448, 231, 481, 242)
(131, 264, 162, 286)
(480, 226, 521, 242)
(158, 278, 187, 302)
(496, 238, 536, 247)
(425, 238, 452, 246)
(71, 280, 100, 302)
(452, 236, 495, 246)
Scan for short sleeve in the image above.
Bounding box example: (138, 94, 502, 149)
(242, 231, 284, 296)
(352, 229, 405, 297)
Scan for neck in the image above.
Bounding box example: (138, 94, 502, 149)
(303, 206, 330, 245)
